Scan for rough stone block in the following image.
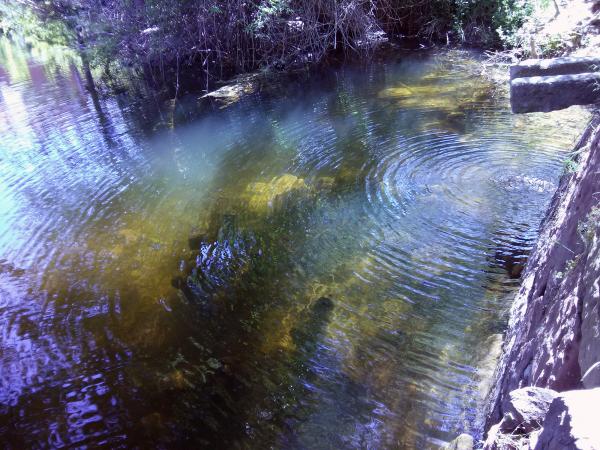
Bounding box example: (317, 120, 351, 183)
(510, 72, 600, 113)
(510, 57, 600, 80)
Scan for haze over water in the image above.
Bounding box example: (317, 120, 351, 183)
(0, 38, 591, 448)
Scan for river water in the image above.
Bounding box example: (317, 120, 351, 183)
(0, 39, 591, 448)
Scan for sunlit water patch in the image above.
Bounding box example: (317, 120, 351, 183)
(0, 40, 592, 448)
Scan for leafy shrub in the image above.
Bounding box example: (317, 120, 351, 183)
(494, 0, 534, 47)
(0, 0, 535, 89)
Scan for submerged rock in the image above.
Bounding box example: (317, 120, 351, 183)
(494, 174, 555, 193)
(444, 433, 475, 450)
(475, 334, 503, 405)
(243, 174, 308, 212)
(378, 84, 458, 99)
(201, 73, 259, 107)
(313, 296, 334, 311)
(495, 248, 527, 279)
(290, 297, 335, 354)
(186, 214, 257, 298)
(377, 77, 494, 113)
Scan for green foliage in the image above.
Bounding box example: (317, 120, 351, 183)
(391, 0, 533, 47)
(1, 0, 536, 89)
(563, 158, 579, 173)
(252, 0, 291, 31)
(452, 0, 533, 46)
(494, 0, 534, 46)
(538, 33, 569, 55)
(0, 1, 73, 45)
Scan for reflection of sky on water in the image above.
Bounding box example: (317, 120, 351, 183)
(0, 39, 592, 448)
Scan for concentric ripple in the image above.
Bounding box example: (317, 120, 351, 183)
(0, 41, 592, 449)
(356, 127, 565, 297)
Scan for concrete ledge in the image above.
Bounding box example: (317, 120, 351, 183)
(510, 72, 600, 113)
(510, 56, 600, 80)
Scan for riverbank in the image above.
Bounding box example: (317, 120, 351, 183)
(443, 110, 600, 450)
(0, 0, 559, 97)
(482, 113, 600, 448)
(200, 0, 600, 111)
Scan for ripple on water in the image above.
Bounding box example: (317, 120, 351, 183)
(0, 42, 592, 448)
(355, 120, 567, 290)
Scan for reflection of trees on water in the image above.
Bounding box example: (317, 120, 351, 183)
(0, 43, 588, 447)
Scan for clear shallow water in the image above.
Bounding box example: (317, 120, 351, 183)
(0, 39, 591, 448)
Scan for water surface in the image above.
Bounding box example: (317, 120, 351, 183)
(0, 39, 591, 448)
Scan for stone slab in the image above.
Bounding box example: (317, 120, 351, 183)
(510, 72, 600, 113)
(510, 56, 600, 80)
